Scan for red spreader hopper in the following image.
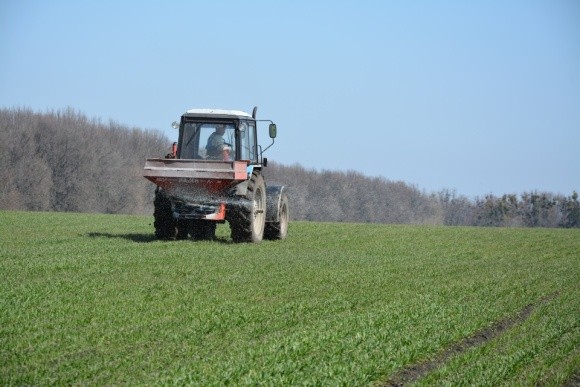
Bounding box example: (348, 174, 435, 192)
(143, 159, 249, 196)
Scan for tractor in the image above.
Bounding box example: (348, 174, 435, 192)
(143, 107, 288, 243)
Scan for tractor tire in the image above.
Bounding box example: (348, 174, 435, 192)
(153, 188, 177, 239)
(191, 220, 216, 240)
(264, 192, 289, 240)
(229, 171, 266, 243)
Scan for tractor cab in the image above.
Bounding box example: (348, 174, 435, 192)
(174, 109, 273, 166)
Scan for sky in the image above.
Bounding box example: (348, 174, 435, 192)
(1, 0, 579, 198)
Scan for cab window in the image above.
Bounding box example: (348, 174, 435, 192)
(239, 121, 257, 161)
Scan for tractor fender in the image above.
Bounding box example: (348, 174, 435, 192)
(230, 180, 249, 196)
(266, 185, 286, 222)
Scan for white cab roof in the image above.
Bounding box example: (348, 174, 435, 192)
(185, 108, 252, 118)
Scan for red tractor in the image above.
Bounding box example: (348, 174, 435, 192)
(144, 107, 288, 243)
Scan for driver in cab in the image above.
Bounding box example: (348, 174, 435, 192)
(206, 125, 232, 160)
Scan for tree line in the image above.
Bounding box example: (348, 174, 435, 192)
(0, 108, 167, 214)
(263, 164, 442, 224)
(1, 107, 578, 228)
(444, 191, 580, 228)
(263, 164, 579, 228)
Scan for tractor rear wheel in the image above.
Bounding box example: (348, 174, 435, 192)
(264, 192, 289, 240)
(230, 171, 266, 243)
(153, 188, 176, 239)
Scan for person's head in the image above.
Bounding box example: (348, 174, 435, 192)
(215, 125, 226, 135)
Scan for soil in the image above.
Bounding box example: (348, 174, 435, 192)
(383, 292, 560, 386)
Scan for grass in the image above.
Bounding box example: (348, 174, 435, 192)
(0, 210, 578, 385)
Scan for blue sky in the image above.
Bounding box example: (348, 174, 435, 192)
(2, 0, 579, 198)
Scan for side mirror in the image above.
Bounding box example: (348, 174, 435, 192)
(171, 121, 179, 129)
(269, 123, 277, 139)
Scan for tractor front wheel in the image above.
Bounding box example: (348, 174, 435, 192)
(191, 220, 216, 240)
(264, 192, 289, 240)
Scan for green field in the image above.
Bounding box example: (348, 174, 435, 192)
(1, 211, 578, 385)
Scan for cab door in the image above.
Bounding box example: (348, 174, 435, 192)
(238, 120, 257, 163)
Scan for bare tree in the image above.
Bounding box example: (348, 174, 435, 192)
(0, 107, 169, 214)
